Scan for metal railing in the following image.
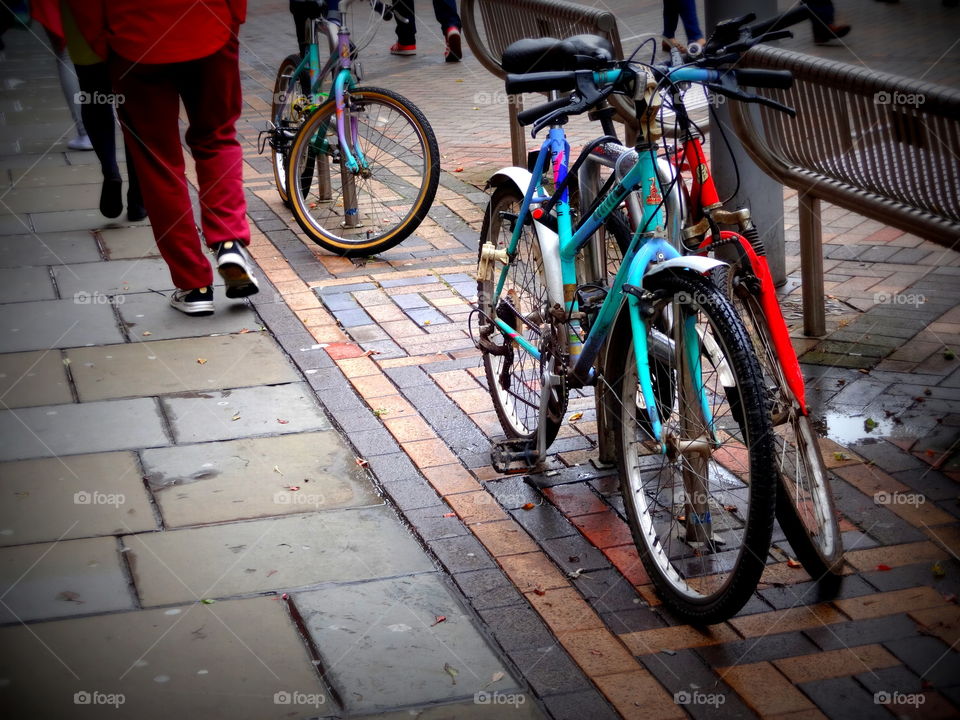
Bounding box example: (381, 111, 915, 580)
(731, 44, 960, 335)
(461, 0, 627, 166)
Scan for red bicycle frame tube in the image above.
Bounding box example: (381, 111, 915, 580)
(679, 135, 809, 416)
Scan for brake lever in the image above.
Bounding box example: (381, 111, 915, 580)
(531, 73, 613, 136)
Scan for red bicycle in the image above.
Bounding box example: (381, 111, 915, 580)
(660, 15, 843, 576)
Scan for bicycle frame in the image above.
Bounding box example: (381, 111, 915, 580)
(485, 79, 726, 448)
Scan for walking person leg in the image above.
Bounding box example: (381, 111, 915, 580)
(391, 0, 417, 55)
(433, 0, 461, 61)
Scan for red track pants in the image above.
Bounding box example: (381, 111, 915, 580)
(110, 34, 249, 291)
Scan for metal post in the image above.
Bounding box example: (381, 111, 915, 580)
(798, 193, 826, 336)
(509, 97, 528, 168)
(705, 0, 786, 286)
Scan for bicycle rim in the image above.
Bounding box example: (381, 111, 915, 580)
(478, 186, 565, 443)
(287, 86, 439, 256)
(610, 270, 777, 622)
(733, 289, 842, 575)
(272, 54, 305, 204)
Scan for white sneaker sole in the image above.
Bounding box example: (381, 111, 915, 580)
(170, 298, 214, 316)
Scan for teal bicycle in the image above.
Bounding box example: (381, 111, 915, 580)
(268, 0, 439, 256)
(475, 35, 782, 622)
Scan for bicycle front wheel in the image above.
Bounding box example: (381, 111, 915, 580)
(477, 186, 567, 446)
(608, 270, 778, 623)
(729, 279, 843, 576)
(286, 86, 439, 256)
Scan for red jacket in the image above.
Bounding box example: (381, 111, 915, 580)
(102, 0, 247, 64)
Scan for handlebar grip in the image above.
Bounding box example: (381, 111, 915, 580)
(732, 68, 793, 89)
(516, 96, 572, 126)
(748, 6, 810, 37)
(504, 71, 578, 95)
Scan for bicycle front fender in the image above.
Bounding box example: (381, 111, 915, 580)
(487, 167, 564, 308)
(644, 255, 727, 278)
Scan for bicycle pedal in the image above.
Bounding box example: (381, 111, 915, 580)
(491, 437, 540, 474)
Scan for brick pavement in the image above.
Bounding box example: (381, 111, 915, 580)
(2, 1, 959, 718)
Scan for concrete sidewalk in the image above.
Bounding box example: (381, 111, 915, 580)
(2, 1, 960, 719)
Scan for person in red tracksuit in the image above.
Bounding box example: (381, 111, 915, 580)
(96, 0, 259, 315)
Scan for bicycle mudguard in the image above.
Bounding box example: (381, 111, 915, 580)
(487, 166, 565, 307)
(701, 231, 808, 416)
(644, 255, 727, 277)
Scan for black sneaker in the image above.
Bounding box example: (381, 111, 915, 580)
(214, 240, 260, 298)
(170, 286, 214, 316)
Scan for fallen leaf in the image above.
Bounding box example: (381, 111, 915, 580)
(288, 485, 300, 491)
(568, 412, 583, 422)
(356, 457, 369, 467)
(277, 418, 289, 424)
(231, 413, 241, 421)
(876, 564, 892, 572)
(239, 328, 250, 334)
(723, 504, 738, 513)
(442, 512, 456, 518)
(62, 358, 71, 366)
(444, 663, 458, 685)
(197, 358, 207, 365)
(521, 502, 536, 510)
(833, 451, 849, 461)
(486, 671, 505, 687)
(933, 562, 946, 578)
(431, 615, 446, 626)
(364, 349, 381, 356)
(532, 587, 546, 596)
(200, 598, 215, 605)
(142, 331, 152, 336)
(453, 167, 464, 172)
(864, 418, 878, 431)
(786, 558, 802, 568)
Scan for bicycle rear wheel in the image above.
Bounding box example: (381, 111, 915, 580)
(728, 274, 843, 576)
(477, 186, 567, 446)
(271, 54, 307, 206)
(608, 270, 778, 623)
(286, 86, 439, 256)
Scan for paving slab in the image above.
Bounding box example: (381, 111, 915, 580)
(124, 506, 435, 606)
(0, 298, 123, 352)
(162, 381, 330, 444)
(29, 208, 109, 233)
(142, 432, 381, 527)
(0, 349, 72, 408)
(367, 700, 545, 719)
(0, 266, 55, 303)
(67, 332, 299, 401)
(0, 230, 101, 267)
(0, 184, 101, 214)
(8, 163, 106, 187)
(0, 398, 167, 461)
(116, 290, 257, 341)
(53, 258, 178, 296)
(0, 451, 156, 546)
(296, 573, 522, 712)
(98, 226, 161, 260)
(0, 536, 136, 623)
(0, 597, 334, 719)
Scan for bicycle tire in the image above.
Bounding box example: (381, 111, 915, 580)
(271, 54, 306, 206)
(477, 186, 567, 445)
(286, 86, 439, 256)
(607, 269, 778, 623)
(723, 270, 843, 576)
